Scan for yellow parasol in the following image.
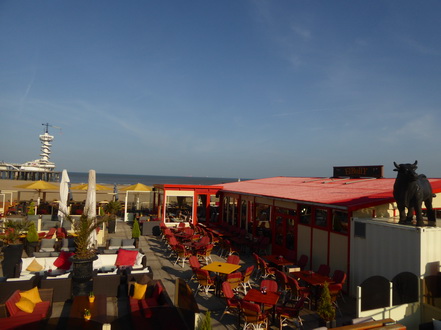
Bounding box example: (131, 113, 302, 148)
(121, 183, 152, 191)
(16, 180, 59, 191)
(15, 180, 59, 207)
(70, 183, 112, 191)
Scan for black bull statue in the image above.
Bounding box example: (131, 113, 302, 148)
(393, 161, 436, 226)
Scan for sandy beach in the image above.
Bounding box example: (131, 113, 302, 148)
(0, 179, 129, 204)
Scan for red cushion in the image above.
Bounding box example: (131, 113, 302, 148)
(53, 251, 75, 270)
(115, 249, 138, 267)
(5, 290, 21, 316)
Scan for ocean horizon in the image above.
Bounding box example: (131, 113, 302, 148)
(68, 172, 247, 186)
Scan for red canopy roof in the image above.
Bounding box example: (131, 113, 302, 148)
(221, 176, 441, 211)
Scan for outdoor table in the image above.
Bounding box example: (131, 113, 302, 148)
(291, 270, 333, 287)
(291, 270, 334, 308)
(67, 294, 107, 329)
(202, 261, 241, 296)
(243, 288, 280, 323)
(263, 255, 295, 270)
(201, 261, 241, 275)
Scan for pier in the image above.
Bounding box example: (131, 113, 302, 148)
(0, 169, 60, 182)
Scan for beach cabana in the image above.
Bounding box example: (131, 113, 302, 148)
(153, 184, 222, 226)
(121, 183, 152, 221)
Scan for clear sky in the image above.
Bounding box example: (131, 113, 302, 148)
(1, 1, 441, 180)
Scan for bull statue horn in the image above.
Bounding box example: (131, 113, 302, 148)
(413, 160, 418, 169)
(394, 162, 399, 169)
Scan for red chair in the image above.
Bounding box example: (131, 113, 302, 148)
(317, 264, 331, 277)
(332, 269, 347, 302)
(276, 297, 306, 328)
(43, 227, 56, 239)
(260, 279, 278, 293)
(297, 254, 308, 270)
(194, 269, 216, 296)
(259, 257, 276, 279)
(220, 281, 241, 320)
(287, 276, 311, 308)
(174, 244, 192, 268)
(226, 271, 244, 293)
(241, 265, 254, 294)
(239, 300, 268, 330)
(226, 254, 240, 265)
(189, 256, 201, 282)
(274, 269, 290, 297)
(196, 244, 214, 265)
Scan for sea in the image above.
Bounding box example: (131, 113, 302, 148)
(68, 172, 246, 186)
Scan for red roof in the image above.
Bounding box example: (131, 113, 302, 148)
(221, 176, 441, 211)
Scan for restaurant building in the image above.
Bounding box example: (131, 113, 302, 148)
(215, 166, 441, 292)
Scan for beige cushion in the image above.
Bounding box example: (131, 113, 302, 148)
(26, 259, 43, 272)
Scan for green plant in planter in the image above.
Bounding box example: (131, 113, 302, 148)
(0, 219, 31, 244)
(25, 222, 39, 257)
(196, 311, 211, 330)
(132, 219, 141, 239)
(104, 201, 122, 219)
(26, 223, 39, 243)
(64, 213, 108, 259)
(27, 201, 35, 215)
(317, 281, 336, 325)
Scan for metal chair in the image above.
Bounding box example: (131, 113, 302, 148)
(220, 281, 241, 321)
(194, 269, 216, 296)
(276, 297, 306, 329)
(239, 300, 269, 330)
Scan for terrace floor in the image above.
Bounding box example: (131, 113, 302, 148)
(2, 219, 358, 329)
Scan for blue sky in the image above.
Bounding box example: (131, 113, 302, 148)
(1, 1, 441, 179)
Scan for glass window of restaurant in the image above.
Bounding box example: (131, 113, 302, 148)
(299, 205, 312, 225)
(223, 196, 238, 226)
(315, 209, 328, 228)
(255, 203, 271, 238)
(197, 195, 207, 223)
(165, 193, 194, 224)
(332, 210, 349, 234)
(209, 195, 220, 223)
(240, 200, 247, 230)
(274, 207, 297, 251)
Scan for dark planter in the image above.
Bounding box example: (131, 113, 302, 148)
(25, 241, 39, 257)
(319, 319, 337, 328)
(133, 238, 139, 248)
(2, 244, 24, 278)
(108, 219, 116, 233)
(71, 255, 98, 296)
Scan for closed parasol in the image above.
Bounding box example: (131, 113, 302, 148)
(58, 169, 70, 226)
(84, 170, 97, 248)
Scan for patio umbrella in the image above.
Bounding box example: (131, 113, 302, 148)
(57, 169, 70, 226)
(120, 183, 152, 192)
(70, 183, 112, 191)
(15, 180, 59, 207)
(84, 170, 97, 248)
(121, 183, 152, 220)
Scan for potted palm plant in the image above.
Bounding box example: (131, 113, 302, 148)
(0, 219, 31, 277)
(104, 201, 121, 234)
(64, 213, 108, 295)
(25, 222, 39, 257)
(317, 281, 336, 328)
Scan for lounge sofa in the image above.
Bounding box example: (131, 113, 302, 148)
(128, 279, 184, 330)
(18, 249, 147, 280)
(0, 287, 53, 330)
